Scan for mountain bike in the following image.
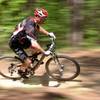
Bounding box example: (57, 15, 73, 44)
(0, 38, 80, 81)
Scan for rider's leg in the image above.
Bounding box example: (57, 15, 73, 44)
(9, 44, 31, 72)
(30, 39, 45, 54)
(15, 48, 32, 71)
(20, 57, 32, 72)
(9, 37, 33, 78)
(14, 48, 33, 78)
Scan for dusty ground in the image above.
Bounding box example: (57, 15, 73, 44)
(0, 48, 100, 100)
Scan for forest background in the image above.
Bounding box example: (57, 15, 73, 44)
(0, 0, 100, 53)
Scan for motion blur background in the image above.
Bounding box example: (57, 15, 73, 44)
(0, 0, 100, 53)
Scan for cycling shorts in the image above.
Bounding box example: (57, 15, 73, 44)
(9, 36, 31, 61)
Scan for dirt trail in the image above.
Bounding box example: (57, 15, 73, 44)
(0, 49, 100, 100)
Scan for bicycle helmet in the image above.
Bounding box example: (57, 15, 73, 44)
(34, 8, 48, 18)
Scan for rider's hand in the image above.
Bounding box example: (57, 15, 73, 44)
(48, 32, 56, 39)
(44, 50, 51, 56)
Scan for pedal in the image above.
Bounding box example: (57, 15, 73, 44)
(18, 70, 29, 79)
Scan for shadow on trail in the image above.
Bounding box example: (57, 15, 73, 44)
(0, 89, 71, 100)
(22, 72, 82, 87)
(77, 56, 100, 67)
(32, 91, 68, 100)
(22, 73, 50, 86)
(22, 73, 61, 87)
(74, 54, 100, 93)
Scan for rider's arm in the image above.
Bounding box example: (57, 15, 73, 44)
(38, 25, 56, 39)
(38, 26, 49, 35)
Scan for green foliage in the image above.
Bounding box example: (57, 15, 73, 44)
(0, 0, 100, 52)
(82, 0, 100, 47)
(0, 0, 70, 51)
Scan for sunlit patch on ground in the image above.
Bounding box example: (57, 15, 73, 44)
(0, 77, 61, 89)
(0, 79, 42, 89)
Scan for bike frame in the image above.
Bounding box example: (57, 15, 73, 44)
(31, 54, 45, 71)
(30, 38, 60, 72)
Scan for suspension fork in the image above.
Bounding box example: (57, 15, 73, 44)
(51, 52, 60, 66)
(51, 53, 64, 75)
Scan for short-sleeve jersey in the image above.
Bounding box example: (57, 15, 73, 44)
(11, 17, 39, 40)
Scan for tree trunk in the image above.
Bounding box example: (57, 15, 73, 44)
(67, 0, 84, 46)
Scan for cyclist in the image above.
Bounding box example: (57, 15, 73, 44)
(9, 8, 56, 78)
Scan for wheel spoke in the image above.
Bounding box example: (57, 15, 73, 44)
(0, 57, 21, 79)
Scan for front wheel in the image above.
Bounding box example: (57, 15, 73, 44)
(45, 55, 80, 81)
(0, 56, 21, 80)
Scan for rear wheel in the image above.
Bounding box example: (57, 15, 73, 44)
(0, 56, 21, 80)
(45, 55, 80, 81)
